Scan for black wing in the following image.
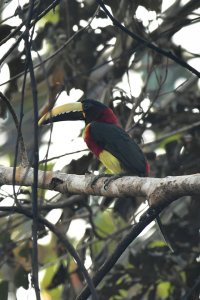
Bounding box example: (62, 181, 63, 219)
(90, 122, 147, 176)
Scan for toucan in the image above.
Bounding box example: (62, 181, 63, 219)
(38, 99, 149, 177)
(39, 99, 173, 251)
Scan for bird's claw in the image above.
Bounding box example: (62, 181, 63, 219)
(91, 174, 112, 188)
(91, 174, 125, 190)
(104, 174, 121, 190)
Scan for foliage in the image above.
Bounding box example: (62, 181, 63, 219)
(98, 207, 199, 299)
(0, 0, 200, 299)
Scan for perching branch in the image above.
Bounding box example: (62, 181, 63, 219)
(1, 166, 200, 206)
(1, 165, 199, 299)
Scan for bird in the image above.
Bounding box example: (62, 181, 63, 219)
(38, 99, 173, 251)
(38, 99, 149, 178)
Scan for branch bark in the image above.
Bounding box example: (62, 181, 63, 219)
(1, 165, 199, 299)
(1, 166, 200, 206)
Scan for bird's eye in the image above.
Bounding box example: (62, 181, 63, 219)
(84, 103, 91, 112)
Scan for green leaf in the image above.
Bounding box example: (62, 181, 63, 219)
(40, 262, 63, 300)
(148, 240, 167, 249)
(37, 7, 59, 27)
(159, 134, 181, 149)
(156, 281, 172, 299)
(38, 162, 54, 172)
(94, 210, 116, 238)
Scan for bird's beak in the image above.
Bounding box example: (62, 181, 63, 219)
(38, 102, 85, 126)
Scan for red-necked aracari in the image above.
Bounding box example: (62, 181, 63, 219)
(38, 99, 173, 251)
(38, 99, 149, 177)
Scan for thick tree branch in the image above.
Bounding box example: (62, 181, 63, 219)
(1, 166, 200, 206)
(1, 166, 199, 299)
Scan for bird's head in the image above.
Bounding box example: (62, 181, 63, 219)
(38, 99, 119, 126)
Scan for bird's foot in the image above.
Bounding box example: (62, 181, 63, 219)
(91, 174, 112, 188)
(91, 173, 127, 190)
(104, 174, 122, 190)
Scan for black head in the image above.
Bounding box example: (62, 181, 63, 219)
(82, 99, 108, 124)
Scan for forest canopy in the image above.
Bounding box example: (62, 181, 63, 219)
(0, 0, 199, 299)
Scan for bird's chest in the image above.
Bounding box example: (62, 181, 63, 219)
(83, 124, 102, 157)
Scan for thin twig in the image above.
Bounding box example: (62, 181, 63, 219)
(23, 0, 40, 297)
(39, 149, 88, 164)
(0, 13, 17, 26)
(0, 0, 61, 67)
(76, 205, 164, 300)
(96, 0, 200, 78)
(0, 206, 98, 300)
(181, 274, 200, 300)
(144, 119, 200, 147)
(0, 22, 24, 47)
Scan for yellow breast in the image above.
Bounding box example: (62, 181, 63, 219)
(99, 150, 123, 174)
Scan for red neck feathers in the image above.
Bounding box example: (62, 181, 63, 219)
(97, 108, 120, 126)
